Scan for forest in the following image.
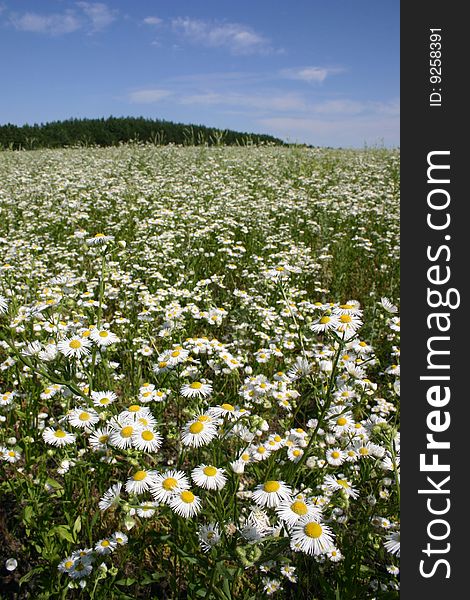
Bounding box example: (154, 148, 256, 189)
(0, 116, 284, 150)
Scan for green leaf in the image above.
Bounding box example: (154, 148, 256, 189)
(73, 515, 82, 536)
(23, 505, 33, 525)
(19, 566, 44, 586)
(45, 477, 63, 490)
(53, 525, 74, 543)
(222, 577, 232, 599)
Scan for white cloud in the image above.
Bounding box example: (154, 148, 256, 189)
(281, 66, 342, 83)
(180, 91, 306, 112)
(9, 3, 116, 35)
(143, 16, 162, 26)
(10, 11, 82, 35)
(128, 89, 172, 104)
(76, 2, 117, 32)
(171, 18, 272, 55)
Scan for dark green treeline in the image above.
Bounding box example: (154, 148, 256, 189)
(0, 116, 284, 150)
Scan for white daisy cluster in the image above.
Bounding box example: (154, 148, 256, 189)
(0, 145, 400, 597)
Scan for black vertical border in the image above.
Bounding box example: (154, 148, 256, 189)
(401, 3, 466, 597)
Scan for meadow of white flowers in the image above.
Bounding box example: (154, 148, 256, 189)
(0, 144, 400, 599)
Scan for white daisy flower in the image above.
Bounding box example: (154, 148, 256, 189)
(0, 295, 9, 314)
(181, 419, 217, 448)
(135, 502, 159, 518)
(384, 530, 400, 557)
(250, 444, 272, 462)
(69, 560, 93, 579)
(90, 328, 120, 346)
(326, 447, 346, 467)
(311, 315, 340, 333)
(252, 480, 292, 508)
(192, 465, 227, 491)
(108, 417, 136, 450)
(88, 427, 111, 450)
(91, 390, 117, 408)
(290, 516, 335, 555)
(287, 446, 304, 463)
(42, 427, 76, 447)
(150, 470, 190, 504)
(112, 531, 128, 545)
(68, 407, 100, 429)
(198, 523, 221, 552)
(169, 489, 202, 518)
(95, 538, 117, 555)
(132, 427, 162, 452)
(87, 233, 114, 246)
(180, 381, 213, 399)
(276, 498, 321, 527)
(381, 297, 398, 313)
(125, 469, 157, 495)
(323, 475, 359, 499)
(98, 482, 122, 511)
(57, 336, 91, 359)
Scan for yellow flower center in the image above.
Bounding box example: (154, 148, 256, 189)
(198, 415, 210, 422)
(359, 447, 369, 455)
(181, 490, 195, 503)
(69, 339, 82, 349)
(257, 446, 266, 454)
(336, 417, 347, 426)
(171, 350, 180, 357)
(331, 451, 340, 459)
(142, 430, 154, 441)
(291, 500, 308, 515)
(190, 382, 202, 389)
(203, 466, 217, 477)
(99, 435, 109, 443)
(221, 403, 234, 411)
(293, 449, 302, 457)
(189, 422, 204, 434)
(241, 453, 250, 461)
(121, 426, 133, 438)
(79, 412, 90, 421)
(263, 481, 281, 493)
(340, 304, 354, 309)
(133, 470, 147, 481)
(128, 404, 140, 412)
(55, 430, 66, 438)
(320, 316, 331, 324)
(337, 479, 350, 488)
(101, 539, 110, 546)
(99, 397, 110, 404)
(99, 331, 109, 338)
(340, 315, 352, 323)
(305, 522, 323, 538)
(162, 477, 178, 491)
(65, 560, 74, 569)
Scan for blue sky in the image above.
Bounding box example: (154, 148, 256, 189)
(0, 1, 399, 147)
